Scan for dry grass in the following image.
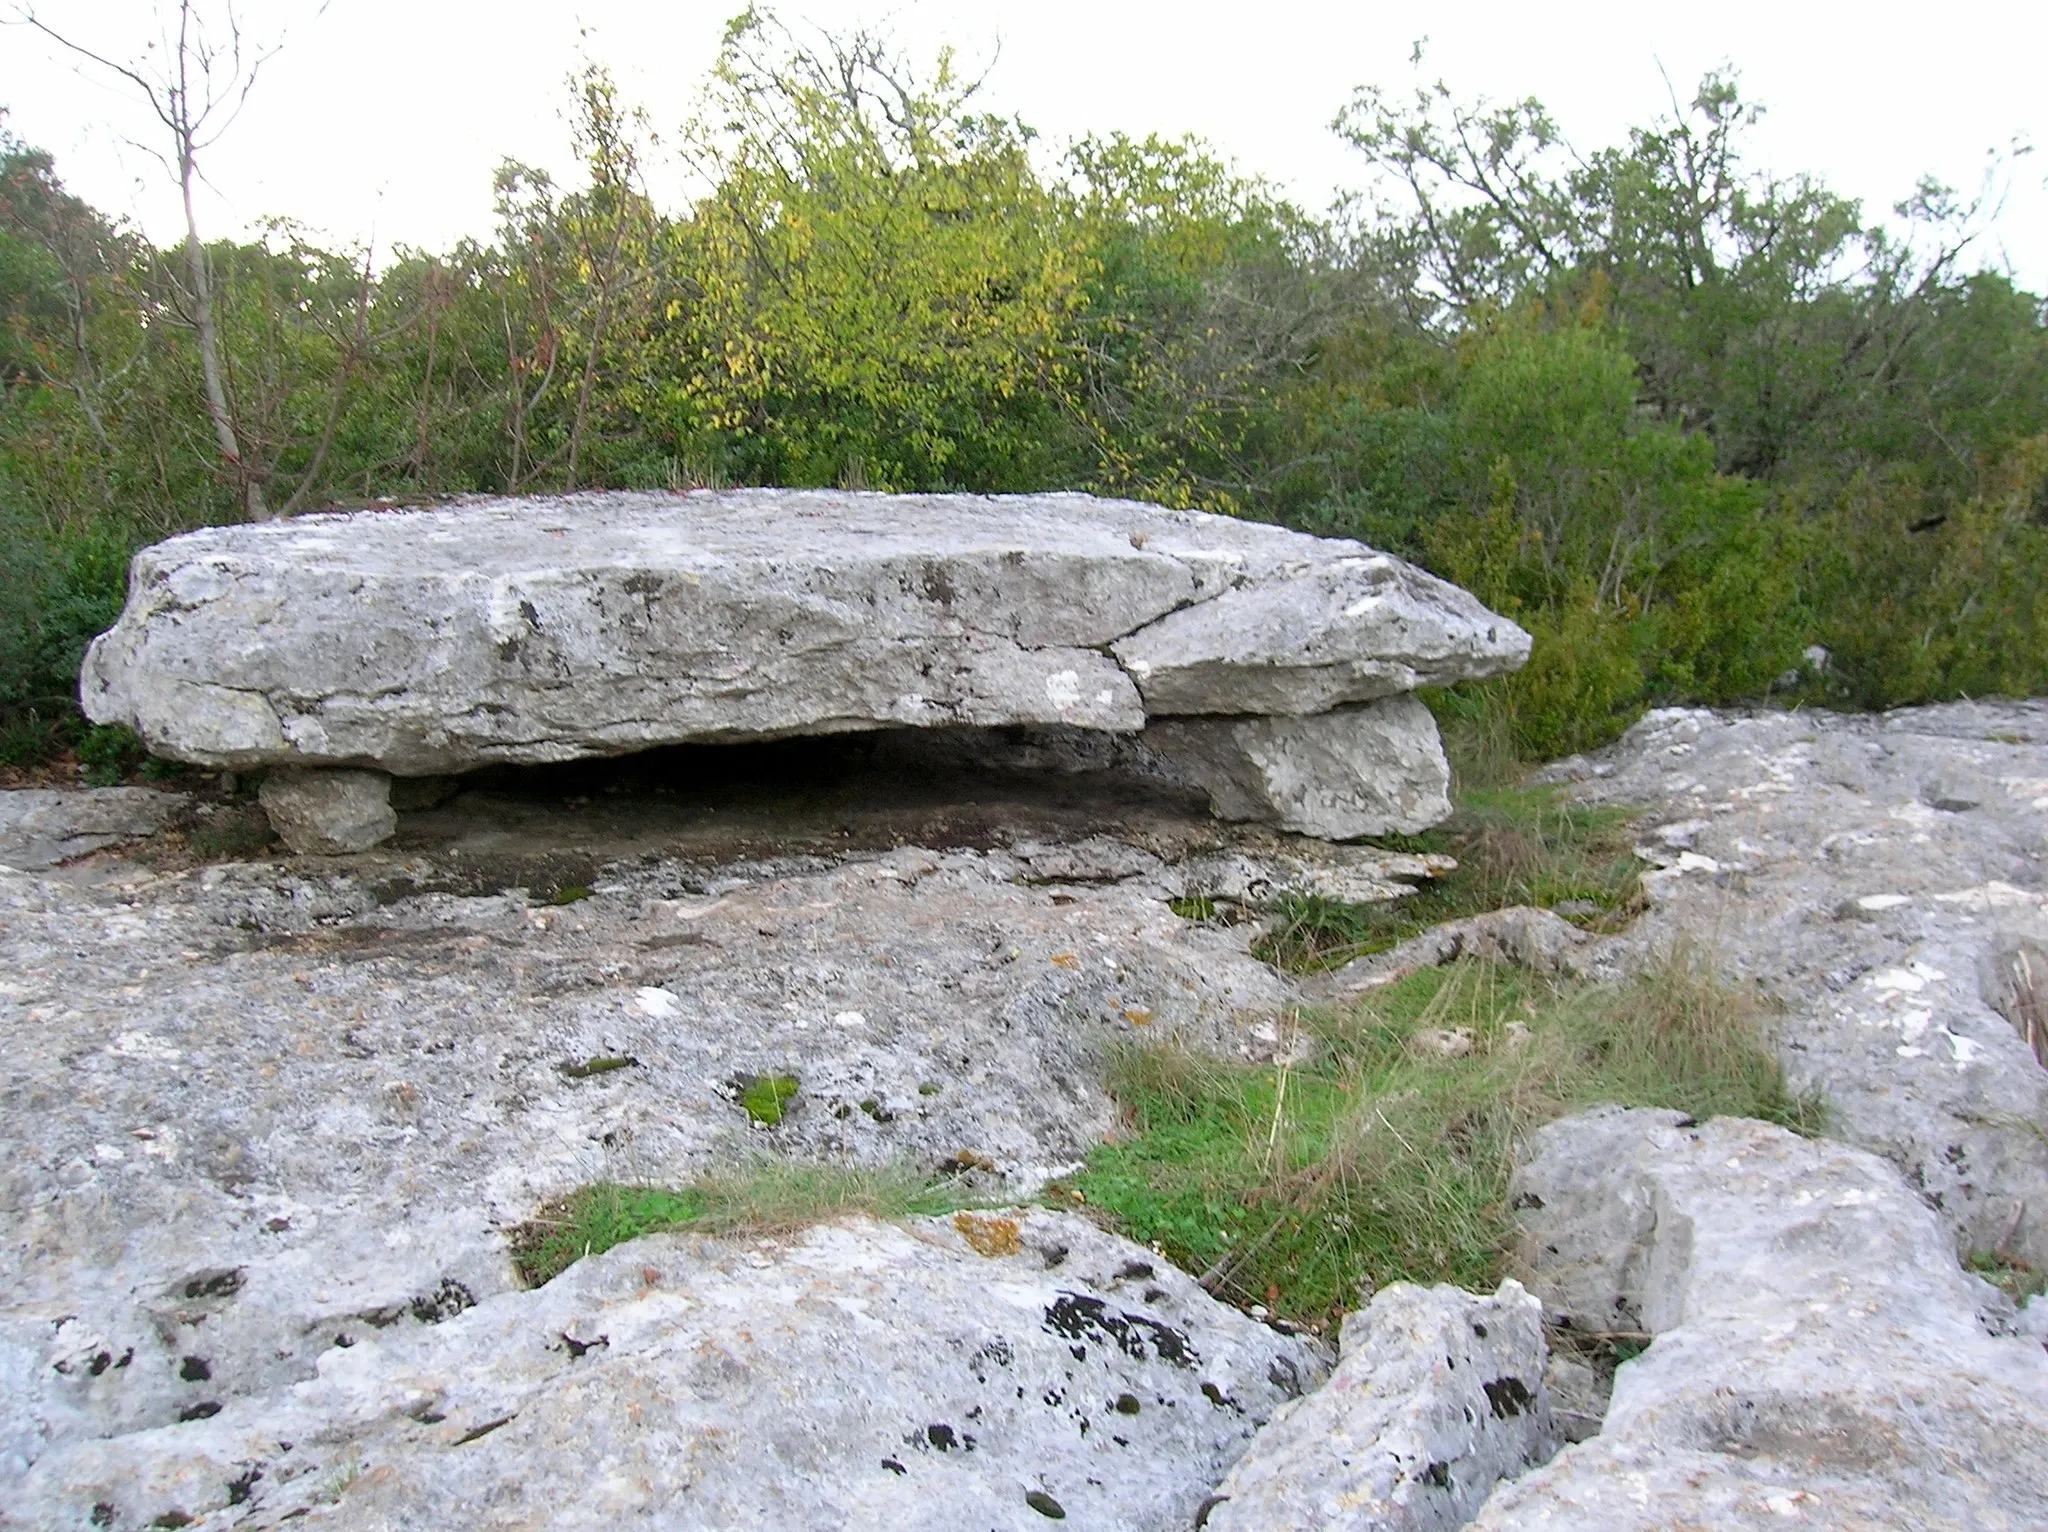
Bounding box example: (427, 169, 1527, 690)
(1057, 946, 1820, 1328)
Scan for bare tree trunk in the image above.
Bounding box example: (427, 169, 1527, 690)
(178, 137, 265, 518)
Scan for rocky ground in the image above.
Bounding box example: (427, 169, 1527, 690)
(4, 702, 2047, 1530)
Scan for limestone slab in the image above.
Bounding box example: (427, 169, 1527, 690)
(1111, 550, 1530, 715)
(0, 787, 188, 869)
(80, 490, 1526, 775)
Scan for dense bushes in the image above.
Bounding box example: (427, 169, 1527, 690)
(2, 20, 2043, 768)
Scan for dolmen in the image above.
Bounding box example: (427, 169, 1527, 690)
(81, 490, 1531, 853)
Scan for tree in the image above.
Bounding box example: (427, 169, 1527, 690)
(13, 0, 324, 519)
(654, 9, 1087, 491)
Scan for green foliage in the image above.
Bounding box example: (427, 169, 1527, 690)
(507, 1160, 978, 1286)
(76, 723, 145, 786)
(1966, 1249, 2048, 1305)
(1060, 952, 1821, 1325)
(655, 14, 1085, 492)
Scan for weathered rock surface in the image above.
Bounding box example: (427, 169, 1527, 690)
(1542, 701, 2048, 1270)
(4, 777, 1436, 1523)
(257, 768, 395, 855)
(1110, 548, 1530, 715)
(10, 1209, 1327, 1531)
(1207, 1280, 1557, 1531)
(1144, 696, 1452, 840)
(80, 490, 1527, 777)
(0, 788, 188, 870)
(1475, 1107, 2048, 1529)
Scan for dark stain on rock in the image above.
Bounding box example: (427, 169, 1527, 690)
(175, 1401, 222, 1422)
(1042, 1292, 1198, 1369)
(1422, 1461, 1452, 1489)
(1484, 1375, 1533, 1419)
(178, 1355, 212, 1383)
(1024, 1489, 1066, 1519)
(1113, 1392, 1141, 1415)
(180, 1268, 245, 1302)
(411, 1278, 476, 1324)
(226, 1466, 262, 1505)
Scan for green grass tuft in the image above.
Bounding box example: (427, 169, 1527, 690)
(1055, 948, 1821, 1329)
(1253, 784, 1642, 973)
(507, 1160, 980, 1286)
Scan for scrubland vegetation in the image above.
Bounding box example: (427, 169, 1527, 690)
(4, 10, 2045, 768)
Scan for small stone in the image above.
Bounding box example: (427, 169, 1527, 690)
(1409, 1027, 1476, 1058)
(256, 768, 396, 854)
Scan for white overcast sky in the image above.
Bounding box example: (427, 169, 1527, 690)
(4, 0, 2045, 288)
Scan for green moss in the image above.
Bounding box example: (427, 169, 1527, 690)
(548, 885, 594, 905)
(1055, 951, 1821, 1328)
(559, 1055, 639, 1080)
(1168, 895, 1218, 922)
(740, 1073, 800, 1127)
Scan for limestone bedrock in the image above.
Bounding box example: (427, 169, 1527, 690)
(1476, 1108, 2048, 1528)
(78, 489, 1529, 776)
(1541, 701, 2048, 1272)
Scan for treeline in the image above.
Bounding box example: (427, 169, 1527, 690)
(4, 14, 2045, 766)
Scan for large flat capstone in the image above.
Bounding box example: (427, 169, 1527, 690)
(80, 490, 1528, 781)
